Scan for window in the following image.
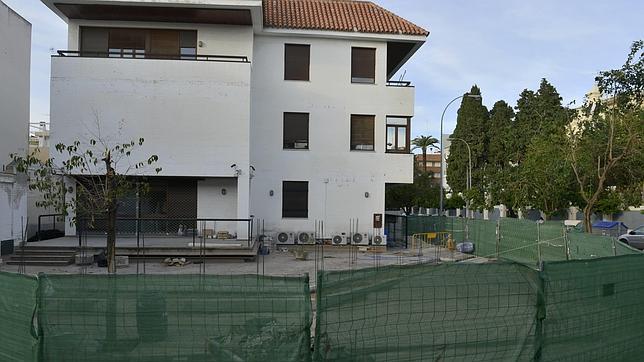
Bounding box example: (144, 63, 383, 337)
(386, 116, 410, 153)
(283, 112, 309, 150)
(351, 115, 375, 151)
(80, 27, 197, 59)
(284, 44, 310, 81)
(351, 47, 376, 83)
(282, 181, 308, 218)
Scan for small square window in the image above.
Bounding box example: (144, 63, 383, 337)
(284, 44, 310, 81)
(351, 115, 375, 151)
(283, 113, 309, 150)
(386, 116, 410, 153)
(351, 47, 376, 84)
(282, 181, 308, 218)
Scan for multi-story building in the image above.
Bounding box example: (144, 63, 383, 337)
(414, 153, 441, 182)
(41, 0, 428, 240)
(0, 0, 30, 255)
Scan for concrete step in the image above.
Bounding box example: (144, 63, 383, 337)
(20, 245, 78, 251)
(14, 249, 78, 255)
(10, 255, 74, 261)
(5, 260, 73, 266)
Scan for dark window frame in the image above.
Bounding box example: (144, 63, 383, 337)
(283, 112, 310, 150)
(386, 116, 411, 153)
(282, 181, 309, 219)
(350, 114, 376, 151)
(284, 44, 311, 81)
(351, 47, 376, 84)
(80, 26, 197, 59)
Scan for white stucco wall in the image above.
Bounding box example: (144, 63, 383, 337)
(197, 177, 240, 235)
(249, 35, 415, 237)
(50, 56, 252, 178)
(0, 2, 30, 245)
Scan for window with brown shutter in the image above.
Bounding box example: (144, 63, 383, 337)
(284, 44, 310, 81)
(80, 27, 196, 59)
(351, 115, 375, 151)
(283, 112, 309, 150)
(282, 181, 308, 218)
(351, 47, 376, 84)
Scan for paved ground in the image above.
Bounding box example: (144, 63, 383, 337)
(0, 244, 474, 288)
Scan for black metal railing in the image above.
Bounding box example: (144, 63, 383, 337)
(55, 50, 250, 63)
(77, 217, 255, 248)
(386, 80, 413, 87)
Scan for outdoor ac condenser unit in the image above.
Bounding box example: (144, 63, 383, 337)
(276, 231, 295, 245)
(331, 233, 349, 245)
(371, 234, 386, 246)
(352, 233, 370, 246)
(297, 232, 316, 245)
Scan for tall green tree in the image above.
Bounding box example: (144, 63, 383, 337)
(446, 85, 489, 208)
(567, 40, 644, 232)
(412, 135, 439, 173)
(486, 100, 515, 209)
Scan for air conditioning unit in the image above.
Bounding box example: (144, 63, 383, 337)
(331, 233, 349, 246)
(352, 233, 370, 246)
(275, 231, 295, 245)
(371, 234, 386, 247)
(297, 232, 316, 245)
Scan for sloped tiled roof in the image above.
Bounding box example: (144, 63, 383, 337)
(263, 0, 429, 36)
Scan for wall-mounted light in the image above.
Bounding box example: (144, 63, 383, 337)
(221, 188, 227, 195)
(269, 190, 274, 197)
(365, 192, 370, 198)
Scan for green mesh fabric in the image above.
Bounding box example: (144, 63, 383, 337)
(468, 218, 498, 258)
(38, 274, 311, 362)
(567, 231, 616, 259)
(0, 272, 38, 362)
(314, 263, 540, 361)
(541, 255, 644, 361)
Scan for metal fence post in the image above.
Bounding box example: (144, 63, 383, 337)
(496, 219, 501, 259)
(563, 226, 570, 261)
(537, 222, 542, 265)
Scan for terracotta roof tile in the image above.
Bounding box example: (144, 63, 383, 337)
(263, 0, 429, 36)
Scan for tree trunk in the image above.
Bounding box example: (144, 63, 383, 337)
(422, 148, 427, 173)
(583, 206, 593, 233)
(106, 205, 117, 273)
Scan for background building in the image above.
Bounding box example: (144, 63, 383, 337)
(0, 0, 30, 256)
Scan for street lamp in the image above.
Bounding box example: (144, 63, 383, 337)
(439, 93, 481, 216)
(449, 137, 471, 218)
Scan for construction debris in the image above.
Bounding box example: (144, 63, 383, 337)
(163, 257, 191, 267)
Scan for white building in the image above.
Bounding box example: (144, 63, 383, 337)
(41, 0, 427, 240)
(0, 1, 30, 255)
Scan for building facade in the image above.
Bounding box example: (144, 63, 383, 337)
(42, 0, 427, 240)
(414, 153, 441, 182)
(0, 1, 30, 254)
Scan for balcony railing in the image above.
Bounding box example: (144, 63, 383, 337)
(386, 80, 413, 87)
(55, 50, 250, 63)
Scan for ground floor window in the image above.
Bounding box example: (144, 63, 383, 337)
(282, 181, 308, 218)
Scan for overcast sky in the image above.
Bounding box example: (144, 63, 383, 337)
(4, 0, 643, 143)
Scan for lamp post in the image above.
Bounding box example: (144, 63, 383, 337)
(439, 93, 481, 216)
(449, 137, 472, 218)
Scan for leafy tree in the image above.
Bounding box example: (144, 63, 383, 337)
(385, 173, 441, 213)
(514, 130, 577, 219)
(567, 40, 644, 232)
(412, 135, 439, 173)
(13, 128, 161, 273)
(446, 85, 489, 208)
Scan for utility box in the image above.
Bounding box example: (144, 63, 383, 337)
(373, 214, 383, 229)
